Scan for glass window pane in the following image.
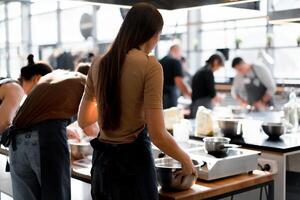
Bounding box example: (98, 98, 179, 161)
(0, 22, 6, 45)
(61, 6, 93, 43)
(60, 1, 88, 9)
(274, 0, 300, 11)
(9, 46, 22, 79)
(97, 5, 123, 42)
(235, 27, 266, 48)
(7, 2, 21, 19)
(32, 13, 57, 45)
(0, 48, 7, 77)
(31, 2, 57, 15)
(274, 24, 300, 47)
(8, 18, 21, 44)
(0, 3, 5, 21)
(274, 48, 300, 79)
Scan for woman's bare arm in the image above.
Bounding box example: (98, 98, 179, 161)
(77, 94, 99, 136)
(145, 108, 196, 175)
(0, 83, 25, 133)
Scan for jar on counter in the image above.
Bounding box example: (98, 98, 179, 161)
(283, 92, 299, 132)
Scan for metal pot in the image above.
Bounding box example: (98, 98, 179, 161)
(155, 157, 203, 191)
(262, 122, 285, 139)
(203, 137, 240, 155)
(69, 140, 93, 160)
(218, 118, 243, 137)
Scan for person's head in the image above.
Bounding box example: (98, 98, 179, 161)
(206, 53, 225, 72)
(231, 57, 250, 75)
(169, 44, 182, 60)
(97, 3, 163, 130)
(20, 54, 53, 94)
(75, 62, 91, 76)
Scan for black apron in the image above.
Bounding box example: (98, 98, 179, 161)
(244, 67, 274, 106)
(163, 85, 178, 109)
(90, 127, 158, 200)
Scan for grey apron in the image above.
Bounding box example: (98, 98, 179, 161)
(244, 67, 274, 106)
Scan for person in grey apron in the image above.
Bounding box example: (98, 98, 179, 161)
(244, 68, 274, 106)
(190, 53, 225, 118)
(231, 57, 276, 109)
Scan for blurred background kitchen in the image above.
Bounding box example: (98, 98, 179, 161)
(1, 0, 300, 200)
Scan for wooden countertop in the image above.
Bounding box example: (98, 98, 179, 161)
(159, 170, 272, 200)
(72, 165, 272, 200)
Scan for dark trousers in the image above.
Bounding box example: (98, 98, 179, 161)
(90, 128, 158, 200)
(9, 120, 71, 200)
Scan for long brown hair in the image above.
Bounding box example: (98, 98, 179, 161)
(97, 3, 163, 130)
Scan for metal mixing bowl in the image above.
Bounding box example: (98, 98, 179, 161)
(218, 118, 243, 137)
(69, 140, 93, 160)
(155, 157, 202, 191)
(262, 123, 285, 139)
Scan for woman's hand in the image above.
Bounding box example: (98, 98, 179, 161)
(179, 154, 198, 176)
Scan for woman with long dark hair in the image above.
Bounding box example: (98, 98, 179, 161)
(78, 3, 196, 200)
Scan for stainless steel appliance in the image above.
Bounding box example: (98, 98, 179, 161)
(189, 148, 260, 181)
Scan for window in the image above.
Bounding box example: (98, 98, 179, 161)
(0, 3, 5, 21)
(7, 2, 21, 19)
(61, 6, 93, 43)
(0, 22, 5, 45)
(31, 13, 57, 45)
(31, 2, 57, 15)
(273, 24, 300, 47)
(97, 5, 123, 42)
(8, 18, 21, 44)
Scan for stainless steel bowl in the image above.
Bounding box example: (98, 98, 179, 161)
(155, 157, 202, 191)
(218, 118, 243, 137)
(69, 140, 93, 160)
(203, 137, 240, 156)
(262, 123, 285, 139)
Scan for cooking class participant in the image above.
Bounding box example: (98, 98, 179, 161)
(78, 3, 196, 200)
(0, 78, 24, 134)
(160, 44, 191, 108)
(190, 53, 225, 118)
(231, 57, 276, 110)
(8, 55, 86, 200)
(19, 54, 53, 95)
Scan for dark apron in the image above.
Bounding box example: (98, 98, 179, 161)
(190, 97, 213, 119)
(163, 85, 178, 109)
(38, 119, 71, 200)
(90, 127, 158, 200)
(244, 67, 274, 106)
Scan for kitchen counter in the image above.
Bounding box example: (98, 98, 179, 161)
(72, 165, 273, 200)
(191, 111, 300, 153)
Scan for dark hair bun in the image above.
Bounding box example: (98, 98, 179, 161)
(27, 54, 35, 65)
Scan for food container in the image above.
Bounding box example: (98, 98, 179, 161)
(203, 137, 240, 156)
(69, 140, 93, 160)
(262, 122, 285, 139)
(155, 157, 202, 191)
